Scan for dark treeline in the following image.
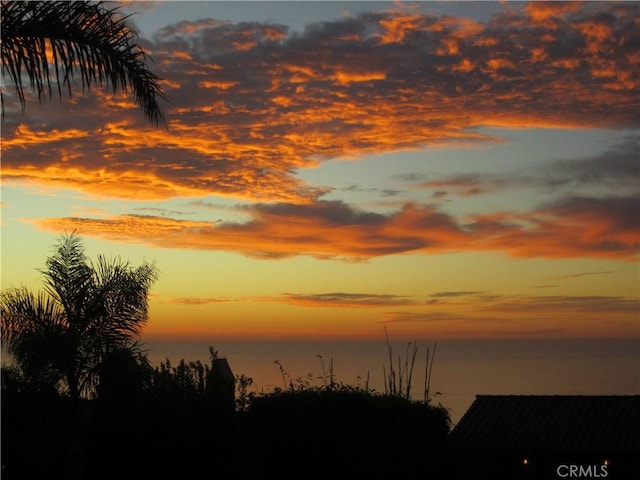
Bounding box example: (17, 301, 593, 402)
(1, 348, 452, 480)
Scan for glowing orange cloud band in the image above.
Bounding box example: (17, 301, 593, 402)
(35, 195, 638, 261)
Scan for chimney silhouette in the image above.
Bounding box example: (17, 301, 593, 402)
(207, 357, 235, 414)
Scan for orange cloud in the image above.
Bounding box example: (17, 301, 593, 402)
(378, 13, 427, 44)
(525, 1, 582, 23)
(2, 2, 638, 203)
(198, 80, 238, 90)
(33, 195, 638, 262)
(1, 124, 90, 146)
(332, 71, 386, 85)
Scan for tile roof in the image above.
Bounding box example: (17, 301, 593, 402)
(447, 395, 640, 453)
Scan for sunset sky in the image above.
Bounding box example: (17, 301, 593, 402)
(1, 1, 638, 344)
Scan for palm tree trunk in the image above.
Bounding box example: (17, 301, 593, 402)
(67, 368, 80, 400)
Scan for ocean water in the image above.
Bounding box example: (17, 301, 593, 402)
(142, 337, 640, 425)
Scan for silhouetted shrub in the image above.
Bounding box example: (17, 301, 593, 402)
(244, 385, 451, 480)
(96, 348, 152, 404)
(1, 349, 451, 480)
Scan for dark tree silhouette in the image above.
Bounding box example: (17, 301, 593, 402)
(0, 232, 159, 398)
(0, 0, 166, 125)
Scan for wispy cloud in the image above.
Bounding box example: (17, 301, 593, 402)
(426, 291, 489, 304)
(430, 291, 487, 298)
(385, 293, 640, 318)
(478, 294, 640, 315)
(549, 271, 615, 281)
(282, 292, 418, 308)
(416, 135, 640, 197)
(381, 292, 638, 337)
(132, 207, 194, 217)
(153, 294, 236, 305)
(552, 137, 640, 188)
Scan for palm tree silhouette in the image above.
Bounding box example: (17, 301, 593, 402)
(0, 232, 159, 399)
(0, 0, 166, 125)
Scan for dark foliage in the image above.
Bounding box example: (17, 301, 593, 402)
(1, 0, 166, 125)
(1, 356, 451, 480)
(1, 233, 159, 399)
(246, 387, 451, 480)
